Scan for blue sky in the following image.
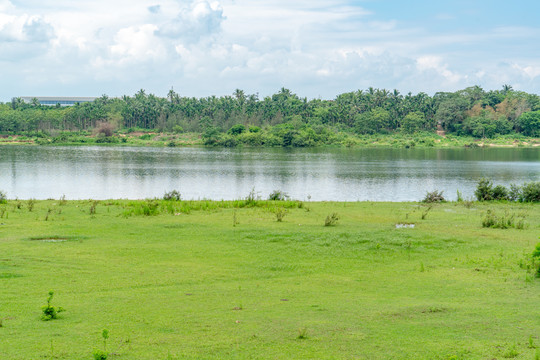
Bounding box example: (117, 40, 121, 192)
(1, 0, 539, 101)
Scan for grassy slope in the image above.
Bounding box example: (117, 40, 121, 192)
(0, 200, 539, 359)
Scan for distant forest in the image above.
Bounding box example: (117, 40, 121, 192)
(2, 86, 540, 142)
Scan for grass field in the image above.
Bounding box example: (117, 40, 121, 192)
(1, 199, 539, 359)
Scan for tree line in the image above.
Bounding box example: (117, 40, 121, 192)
(1, 86, 539, 138)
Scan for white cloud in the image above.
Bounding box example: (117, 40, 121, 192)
(1, 0, 540, 100)
(157, 0, 224, 41)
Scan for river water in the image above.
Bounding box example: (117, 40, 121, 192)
(0, 146, 538, 201)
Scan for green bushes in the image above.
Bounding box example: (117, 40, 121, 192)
(475, 178, 540, 202)
(0, 190, 6, 204)
(163, 190, 181, 201)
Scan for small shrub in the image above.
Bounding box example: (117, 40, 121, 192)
(0, 190, 6, 204)
(167, 141, 177, 147)
(324, 213, 340, 226)
(508, 184, 522, 201)
(93, 349, 108, 360)
(268, 190, 289, 201)
(172, 125, 184, 134)
(475, 178, 493, 201)
(492, 185, 509, 200)
(521, 181, 540, 202)
(422, 190, 445, 203)
(163, 190, 181, 201)
(41, 291, 65, 321)
(94, 122, 115, 137)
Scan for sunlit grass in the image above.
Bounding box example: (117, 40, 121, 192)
(0, 200, 539, 359)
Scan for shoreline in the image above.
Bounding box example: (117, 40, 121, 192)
(1, 132, 539, 149)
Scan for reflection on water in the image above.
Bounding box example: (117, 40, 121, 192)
(0, 146, 538, 201)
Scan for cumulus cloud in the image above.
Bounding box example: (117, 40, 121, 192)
(157, 0, 224, 41)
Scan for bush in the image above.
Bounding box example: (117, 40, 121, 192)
(422, 190, 445, 203)
(492, 185, 509, 200)
(94, 122, 115, 137)
(475, 178, 494, 201)
(268, 190, 289, 201)
(228, 124, 246, 135)
(521, 182, 540, 202)
(0, 190, 6, 204)
(172, 125, 184, 134)
(163, 190, 181, 201)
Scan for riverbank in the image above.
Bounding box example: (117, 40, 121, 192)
(1, 200, 539, 359)
(1, 130, 539, 148)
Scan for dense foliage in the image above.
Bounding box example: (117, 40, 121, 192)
(1, 86, 539, 146)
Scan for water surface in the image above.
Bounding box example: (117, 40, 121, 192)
(0, 146, 538, 201)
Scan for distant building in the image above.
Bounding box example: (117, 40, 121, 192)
(20, 97, 98, 106)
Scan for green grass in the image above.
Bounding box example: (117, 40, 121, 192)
(0, 200, 539, 359)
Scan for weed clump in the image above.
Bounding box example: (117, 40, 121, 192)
(41, 291, 65, 321)
(533, 243, 540, 277)
(297, 327, 308, 340)
(482, 210, 525, 229)
(0, 190, 6, 204)
(324, 213, 340, 226)
(422, 190, 445, 203)
(273, 207, 287, 222)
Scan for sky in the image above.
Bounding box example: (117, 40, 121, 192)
(1, 0, 540, 101)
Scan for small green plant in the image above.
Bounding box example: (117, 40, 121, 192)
(93, 329, 109, 360)
(44, 208, 53, 221)
(93, 349, 108, 360)
(297, 327, 308, 340)
(59, 195, 67, 206)
(27, 198, 35, 212)
(533, 243, 540, 277)
(274, 207, 287, 222)
(502, 344, 519, 358)
(456, 190, 463, 202)
(528, 335, 537, 349)
(0, 190, 7, 204)
(90, 200, 99, 215)
(421, 204, 433, 220)
(41, 291, 65, 321)
(324, 213, 340, 226)
(482, 210, 526, 229)
(422, 190, 445, 203)
(163, 190, 181, 201)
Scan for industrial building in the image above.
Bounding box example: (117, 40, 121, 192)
(20, 97, 97, 106)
